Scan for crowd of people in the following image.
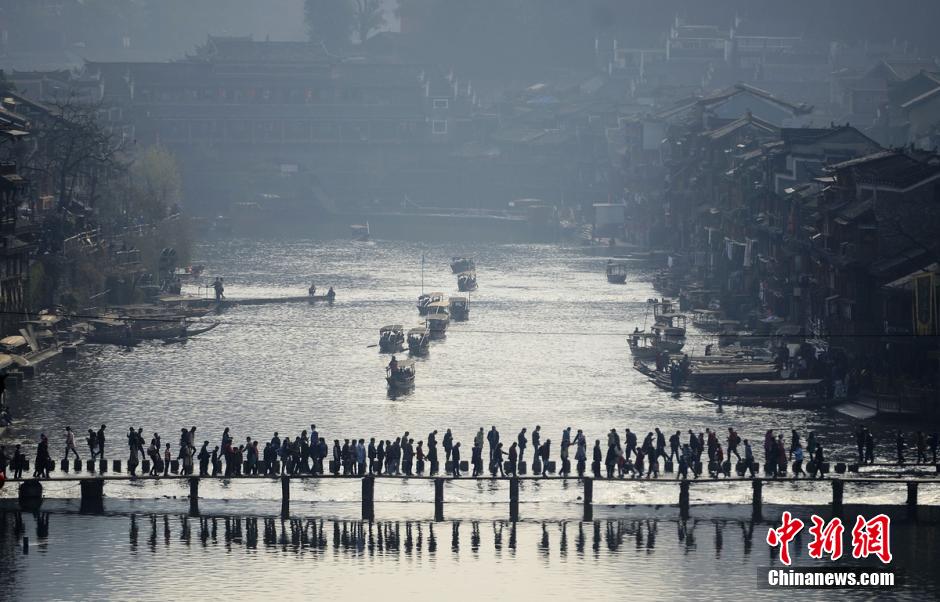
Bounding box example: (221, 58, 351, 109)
(1, 423, 937, 481)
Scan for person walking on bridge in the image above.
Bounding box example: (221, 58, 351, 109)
(668, 431, 681, 463)
(575, 433, 586, 479)
(487, 426, 500, 464)
(198, 441, 210, 476)
(625, 429, 637, 461)
(508, 442, 518, 477)
(451, 442, 462, 477)
(727, 428, 741, 462)
(532, 426, 541, 465)
(517, 428, 527, 471)
(63, 426, 80, 461)
(96, 425, 106, 459)
(538, 439, 551, 477)
(443, 429, 454, 463)
(493, 443, 505, 477)
(592, 440, 602, 478)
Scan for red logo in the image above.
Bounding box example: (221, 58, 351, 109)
(851, 514, 892, 564)
(766, 511, 804, 565)
(808, 516, 844, 561)
(768, 512, 892, 566)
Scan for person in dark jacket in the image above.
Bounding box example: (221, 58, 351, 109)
(368, 438, 377, 474)
(538, 439, 551, 477)
(517, 428, 527, 469)
(531, 426, 541, 464)
(443, 429, 454, 462)
(96, 425, 107, 459)
(592, 440, 602, 478)
(604, 444, 617, 479)
(493, 443, 505, 477)
(507, 443, 518, 477)
(197, 441, 210, 476)
(451, 443, 461, 477)
(35, 434, 51, 479)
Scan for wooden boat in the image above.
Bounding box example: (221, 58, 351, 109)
(386, 359, 415, 390)
(696, 391, 831, 409)
(653, 312, 687, 336)
(350, 222, 370, 241)
(87, 319, 219, 345)
(426, 300, 450, 317)
(732, 378, 824, 396)
(378, 325, 405, 353)
(650, 323, 685, 353)
(651, 298, 679, 319)
(627, 332, 659, 359)
(457, 271, 478, 292)
(450, 257, 475, 274)
(426, 314, 449, 338)
(449, 296, 469, 321)
(691, 309, 722, 331)
(407, 327, 430, 354)
(606, 260, 627, 284)
(417, 292, 444, 316)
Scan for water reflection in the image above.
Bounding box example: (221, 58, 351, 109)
(0, 511, 790, 559)
(1, 510, 938, 601)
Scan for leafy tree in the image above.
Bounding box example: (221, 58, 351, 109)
(129, 145, 182, 223)
(304, 0, 354, 51)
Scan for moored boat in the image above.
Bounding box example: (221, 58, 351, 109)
(407, 327, 430, 354)
(456, 271, 478, 292)
(450, 257, 475, 274)
(606, 260, 627, 284)
(449, 296, 469, 321)
(378, 325, 405, 353)
(691, 309, 722, 331)
(627, 332, 659, 359)
(650, 323, 686, 353)
(386, 359, 416, 390)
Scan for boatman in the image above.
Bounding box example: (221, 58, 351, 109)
(308, 283, 316, 296)
(213, 277, 225, 301)
(327, 287, 336, 302)
(388, 355, 399, 375)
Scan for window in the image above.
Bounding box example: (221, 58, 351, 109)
(432, 98, 449, 110)
(432, 120, 447, 134)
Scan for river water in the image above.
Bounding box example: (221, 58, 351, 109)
(0, 238, 937, 599)
(0, 506, 937, 601)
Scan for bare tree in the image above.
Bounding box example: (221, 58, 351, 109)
(26, 92, 126, 212)
(352, 0, 385, 44)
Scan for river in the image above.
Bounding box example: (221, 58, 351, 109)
(0, 238, 937, 599)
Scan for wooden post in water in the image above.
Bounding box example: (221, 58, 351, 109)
(582, 477, 594, 521)
(509, 477, 520, 521)
(831, 479, 844, 516)
(751, 479, 763, 519)
(907, 482, 919, 521)
(679, 479, 690, 519)
(79, 479, 104, 513)
(434, 478, 444, 522)
(189, 477, 200, 516)
(362, 476, 375, 521)
(280, 476, 290, 518)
